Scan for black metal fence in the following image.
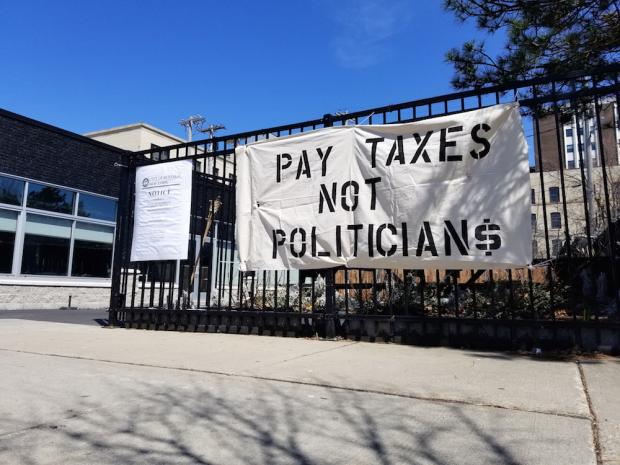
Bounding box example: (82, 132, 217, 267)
(109, 65, 620, 350)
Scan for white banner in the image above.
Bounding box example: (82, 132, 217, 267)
(236, 103, 531, 271)
(130, 159, 193, 262)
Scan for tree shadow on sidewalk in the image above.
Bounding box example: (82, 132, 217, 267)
(0, 367, 584, 465)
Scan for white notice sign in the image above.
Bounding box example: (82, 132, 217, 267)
(130, 159, 193, 262)
(235, 103, 531, 271)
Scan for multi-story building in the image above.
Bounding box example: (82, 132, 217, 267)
(531, 100, 620, 259)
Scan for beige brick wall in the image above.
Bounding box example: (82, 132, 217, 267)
(0, 285, 110, 310)
(530, 165, 620, 258)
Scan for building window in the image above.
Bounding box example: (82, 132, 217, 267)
(550, 212, 562, 229)
(566, 144, 574, 153)
(71, 223, 114, 277)
(0, 209, 18, 273)
(27, 182, 74, 214)
(549, 187, 560, 203)
(567, 160, 575, 169)
(531, 188, 535, 204)
(151, 144, 169, 161)
(565, 128, 573, 138)
(0, 173, 117, 279)
(531, 213, 536, 229)
(78, 193, 117, 222)
(552, 239, 562, 256)
(0, 175, 25, 206)
(21, 214, 72, 275)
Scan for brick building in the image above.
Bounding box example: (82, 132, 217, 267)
(0, 108, 127, 309)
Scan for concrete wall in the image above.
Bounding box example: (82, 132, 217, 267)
(89, 130, 144, 152)
(86, 124, 184, 152)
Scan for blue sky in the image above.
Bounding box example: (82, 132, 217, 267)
(0, 0, 505, 140)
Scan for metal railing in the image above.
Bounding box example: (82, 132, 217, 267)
(109, 65, 620, 349)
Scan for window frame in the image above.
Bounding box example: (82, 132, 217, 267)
(77, 192, 117, 222)
(549, 186, 560, 204)
(551, 239, 562, 256)
(0, 175, 25, 206)
(0, 209, 19, 273)
(0, 172, 117, 281)
(150, 143, 170, 161)
(26, 181, 75, 214)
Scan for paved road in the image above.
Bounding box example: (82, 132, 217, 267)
(0, 309, 108, 326)
(0, 319, 616, 465)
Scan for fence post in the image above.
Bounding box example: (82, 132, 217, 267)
(109, 152, 132, 326)
(322, 113, 338, 339)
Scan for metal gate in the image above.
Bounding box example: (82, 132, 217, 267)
(110, 65, 620, 350)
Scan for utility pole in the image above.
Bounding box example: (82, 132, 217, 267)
(179, 115, 206, 142)
(197, 122, 226, 175)
(198, 123, 226, 149)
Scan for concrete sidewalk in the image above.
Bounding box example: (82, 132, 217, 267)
(0, 319, 617, 465)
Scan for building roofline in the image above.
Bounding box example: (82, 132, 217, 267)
(0, 107, 128, 154)
(84, 122, 185, 143)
